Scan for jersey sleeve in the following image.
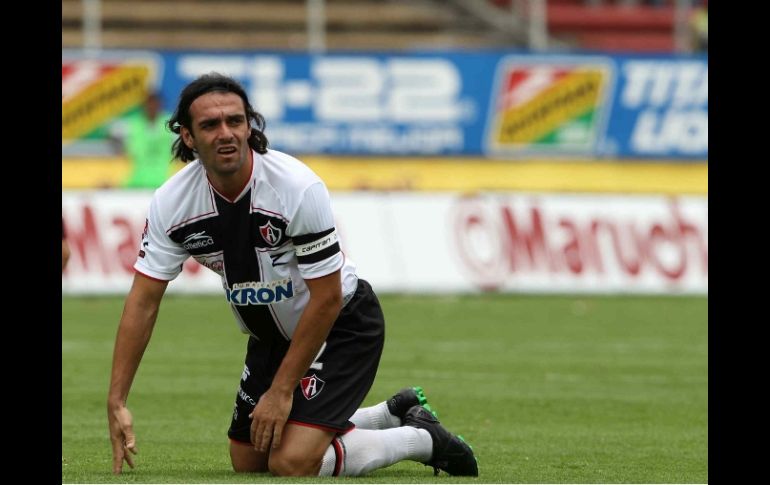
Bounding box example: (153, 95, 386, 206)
(133, 195, 189, 281)
(287, 182, 343, 280)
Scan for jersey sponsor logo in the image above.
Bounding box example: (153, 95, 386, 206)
(259, 221, 283, 246)
(225, 278, 295, 305)
(300, 374, 325, 400)
(295, 230, 338, 255)
(183, 231, 214, 250)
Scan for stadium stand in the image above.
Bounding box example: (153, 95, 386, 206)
(62, 0, 699, 52)
(487, 0, 689, 52)
(62, 0, 526, 50)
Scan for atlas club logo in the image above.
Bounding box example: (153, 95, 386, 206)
(260, 221, 282, 246)
(300, 374, 325, 400)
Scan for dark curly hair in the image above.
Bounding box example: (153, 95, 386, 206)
(167, 73, 269, 162)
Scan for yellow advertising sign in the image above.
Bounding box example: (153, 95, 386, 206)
(62, 157, 708, 195)
(486, 59, 614, 154)
(495, 70, 604, 144)
(62, 65, 149, 141)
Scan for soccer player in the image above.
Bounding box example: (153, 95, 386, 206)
(106, 73, 477, 477)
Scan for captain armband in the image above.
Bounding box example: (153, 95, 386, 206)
(293, 228, 340, 265)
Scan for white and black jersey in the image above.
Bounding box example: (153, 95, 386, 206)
(134, 149, 358, 342)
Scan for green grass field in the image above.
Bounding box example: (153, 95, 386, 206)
(62, 294, 707, 483)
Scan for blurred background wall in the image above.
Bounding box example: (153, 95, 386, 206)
(62, 0, 707, 295)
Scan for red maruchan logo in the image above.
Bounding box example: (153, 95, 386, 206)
(300, 374, 325, 400)
(63, 204, 202, 277)
(452, 195, 708, 290)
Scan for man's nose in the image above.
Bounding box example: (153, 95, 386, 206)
(217, 122, 234, 140)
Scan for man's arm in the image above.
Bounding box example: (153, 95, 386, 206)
(250, 269, 343, 452)
(107, 272, 169, 474)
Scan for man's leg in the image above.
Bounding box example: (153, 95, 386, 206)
(274, 280, 474, 476)
(350, 386, 435, 430)
(230, 420, 430, 477)
(228, 337, 273, 472)
(267, 423, 336, 476)
(229, 440, 268, 473)
(318, 405, 478, 477)
(230, 419, 432, 477)
(317, 426, 433, 476)
(232, 407, 476, 477)
(248, 386, 436, 476)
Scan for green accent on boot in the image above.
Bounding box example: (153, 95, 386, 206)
(412, 386, 427, 406)
(423, 403, 439, 419)
(410, 386, 438, 418)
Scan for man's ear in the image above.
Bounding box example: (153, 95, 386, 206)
(181, 126, 195, 149)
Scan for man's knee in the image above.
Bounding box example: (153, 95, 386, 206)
(267, 423, 335, 476)
(230, 440, 268, 473)
(268, 449, 322, 476)
(232, 461, 262, 473)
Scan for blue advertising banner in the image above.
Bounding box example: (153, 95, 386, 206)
(605, 56, 708, 158)
(62, 50, 707, 159)
(160, 51, 493, 156)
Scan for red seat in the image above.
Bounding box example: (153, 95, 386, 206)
(488, 0, 677, 52)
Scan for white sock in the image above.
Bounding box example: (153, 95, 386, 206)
(318, 444, 337, 476)
(317, 427, 433, 477)
(349, 401, 402, 429)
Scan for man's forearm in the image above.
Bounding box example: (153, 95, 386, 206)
(270, 293, 341, 395)
(108, 289, 162, 406)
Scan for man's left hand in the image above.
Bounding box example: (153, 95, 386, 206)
(249, 388, 293, 452)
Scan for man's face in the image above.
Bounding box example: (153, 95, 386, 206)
(181, 91, 251, 177)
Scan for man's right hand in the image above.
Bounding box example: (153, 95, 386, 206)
(108, 405, 138, 474)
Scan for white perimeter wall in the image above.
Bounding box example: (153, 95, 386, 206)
(62, 190, 707, 295)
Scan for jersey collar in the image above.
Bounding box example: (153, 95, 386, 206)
(207, 149, 255, 204)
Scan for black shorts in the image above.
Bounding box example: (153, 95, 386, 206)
(228, 279, 385, 443)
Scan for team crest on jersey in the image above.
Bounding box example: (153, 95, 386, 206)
(300, 374, 325, 400)
(259, 221, 283, 246)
